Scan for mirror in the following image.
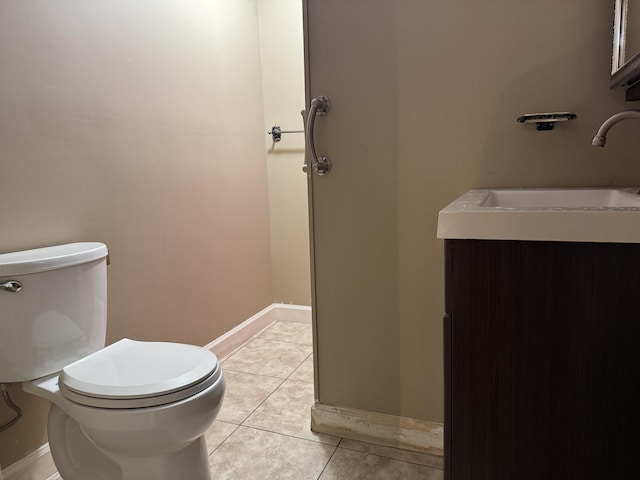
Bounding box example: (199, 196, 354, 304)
(611, 0, 640, 90)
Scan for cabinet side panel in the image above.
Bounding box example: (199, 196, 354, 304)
(444, 241, 453, 480)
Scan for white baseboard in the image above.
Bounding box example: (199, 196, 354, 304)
(271, 303, 311, 324)
(311, 403, 444, 457)
(1, 443, 56, 480)
(204, 303, 311, 359)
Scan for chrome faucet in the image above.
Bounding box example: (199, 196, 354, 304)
(592, 109, 640, 147)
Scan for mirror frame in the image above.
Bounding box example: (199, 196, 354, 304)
(611, 0, 640, 88)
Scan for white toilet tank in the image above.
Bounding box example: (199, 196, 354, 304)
(0, 242, 108, 383)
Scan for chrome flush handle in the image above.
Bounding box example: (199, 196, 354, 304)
(1, 280, 22, 293)
(305, 96, 331, 176)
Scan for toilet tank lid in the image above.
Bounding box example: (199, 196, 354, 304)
(0, 242, 108, 277)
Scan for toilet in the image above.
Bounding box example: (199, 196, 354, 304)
(0, 242, 225, 480)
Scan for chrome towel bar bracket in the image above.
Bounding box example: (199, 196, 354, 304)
(267, 125, 304, 142)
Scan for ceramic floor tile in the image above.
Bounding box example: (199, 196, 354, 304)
(243, 379, 340, 446)
(258, 321, 313, 345)
(288, 353, 314, 383)
(216, 370, 283, 424)
(319, 447, 444, 480)
(209, 426, 335, 480)
(205, 420, 239, 454)
(338, 438, 444, 470)
(221, 338, 312, 378)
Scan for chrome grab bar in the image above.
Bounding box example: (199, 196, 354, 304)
(1, 281, 22, 293)
(305, 96, 331, 176)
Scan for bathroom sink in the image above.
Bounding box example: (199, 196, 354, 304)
(437, 188, 640, 243)
(482, 188, 640, 208)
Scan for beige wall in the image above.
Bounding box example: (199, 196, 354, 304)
(307, 0, 640, 424)
(259, 0, 311, 305)
(0, 0, 274, 468)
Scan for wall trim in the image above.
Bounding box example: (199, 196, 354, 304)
(271, 303, 311, 324)
(1, 443, 56, 480)
(204, 303, 310, 360)
(311, 403, 444, 457)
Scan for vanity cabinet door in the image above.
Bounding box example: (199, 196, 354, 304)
(444, 239, 640, 480)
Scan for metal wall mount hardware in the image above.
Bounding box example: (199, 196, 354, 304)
(517, 112, 577, 131)
(267, 125, 304, 142)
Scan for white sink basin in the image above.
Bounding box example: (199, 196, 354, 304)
(482, 188, 640, 208)
(437, 188, 640, 243)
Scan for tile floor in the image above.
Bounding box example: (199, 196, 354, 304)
(51, 321, 444, 479)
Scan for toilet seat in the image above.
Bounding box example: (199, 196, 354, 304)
(59, 338, 221, 409)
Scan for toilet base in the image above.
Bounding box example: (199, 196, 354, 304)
(48, 404, 212, 480)
(100, 437, 211, 480)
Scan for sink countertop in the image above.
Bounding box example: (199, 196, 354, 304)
(437, 188, 640, 243)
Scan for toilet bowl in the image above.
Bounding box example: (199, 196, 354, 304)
(0, 243, 225, 480)
(24, 339, 225, 480)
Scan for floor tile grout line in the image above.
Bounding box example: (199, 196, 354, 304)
(334, 443, 444, 470)
(218, 367, 290, 381)
(257, 327, 313, 346)
(206, 422, 241, 458)
(281, 377, 312, 385)
(217, 319, 311, 363)
(241, 336, 313, 349)
(219, 365, 305, 380)
(220, 329, 312, 379)
(237, 375, 287, 426)
(284, 351, 313, 382)
(237, 377, 340, 447)
(233, 424, 342, 448)
(215, 419, 241, 427)
(219, 322, 313, 426)
(315, 439, 343, 479)
(347, 439, 444, 465)
(256, 336, 313, 346)
(243, 320, 310, 342)
(221, 347, 312, 382)
(210, 320, 330, 474)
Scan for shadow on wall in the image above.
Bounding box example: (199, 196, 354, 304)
(268, 145, 306, 154)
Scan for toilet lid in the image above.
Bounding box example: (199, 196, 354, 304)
(60, 338, 219, 406)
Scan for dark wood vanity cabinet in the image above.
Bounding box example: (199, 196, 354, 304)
(444, 240, 640, 480)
